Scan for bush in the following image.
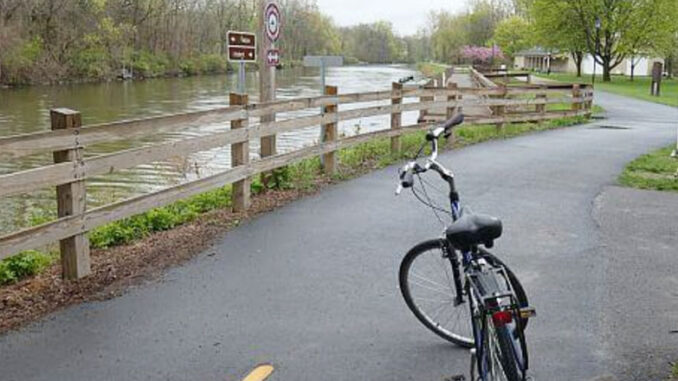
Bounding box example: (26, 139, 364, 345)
(132, 51, 170, 78)
(179, 54, 229, 76)
(1, 37, 43, 84)
(0, 251, 54, 285)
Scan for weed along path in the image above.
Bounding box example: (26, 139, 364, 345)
(0, 91, 677, 381)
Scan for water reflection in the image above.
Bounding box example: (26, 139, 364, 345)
(0, 65, 424, 234)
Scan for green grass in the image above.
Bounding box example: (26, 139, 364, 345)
(619, 146, 678, 192)
(536, 73, 678, 108)
(0, 115, 589, 285)
(672, 362, 678, 379)
(417, 62, 449, 77)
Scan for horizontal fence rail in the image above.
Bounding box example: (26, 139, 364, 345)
(0, 73, 593, 278)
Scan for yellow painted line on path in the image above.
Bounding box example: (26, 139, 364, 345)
(241, 364, 274, 381)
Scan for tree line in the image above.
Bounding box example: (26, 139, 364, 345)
(424, 0, 678, 82)
(1, 0, 677, 85)
(0, 0, 408, 85)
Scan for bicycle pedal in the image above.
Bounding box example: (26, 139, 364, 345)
(519, 307, 537, 319)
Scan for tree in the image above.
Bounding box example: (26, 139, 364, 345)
(492, 16, 532, 58)
(429, 10, 469, 63)
(531, 0, 588, 76)
(534, 0, 678, 82)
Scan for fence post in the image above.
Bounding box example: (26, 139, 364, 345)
(419, 83, 434, 122)
(446, 82, 459, 147)
(391, 82, 403, 155)
(572, 84, 581, 112)
(536, 85, 547, 115)
(584, 85, 593, 113)
(51, 108, 91, 280)
(260, 119, 277, 188)
(322, 85, 338, 175)
(495, 85, 507, 133)
(230, 93, 250, 212)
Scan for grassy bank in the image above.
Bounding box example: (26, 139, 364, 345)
(417, 62, 449, 77)
(619, 146, 678, 192)
(536, 73, 678, 107)
(0, 114, 589, 286)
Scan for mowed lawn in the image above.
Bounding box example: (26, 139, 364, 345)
(537, 73, 678, 107)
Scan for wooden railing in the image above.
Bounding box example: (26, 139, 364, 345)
(0, 79, 593, 279)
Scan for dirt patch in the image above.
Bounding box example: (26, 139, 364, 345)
(0, 176, 337, 335)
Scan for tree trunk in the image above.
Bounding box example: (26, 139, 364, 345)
(630, 61, 635, 81)
(572, 52, 583, 77)
(667, 56, 674, 79)
(602, 57, 612, 82)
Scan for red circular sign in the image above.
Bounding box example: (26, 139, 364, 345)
(265, 3, 281, 42)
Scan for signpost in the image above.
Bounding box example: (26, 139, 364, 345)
(227, 31, 256, 94)
(303, 56, 344, 90)
(259, 1, 282, 186)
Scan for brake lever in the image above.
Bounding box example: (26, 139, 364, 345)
(395, 184, 403, 196)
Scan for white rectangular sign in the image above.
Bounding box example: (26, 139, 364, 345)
(303, 56, 344, 67)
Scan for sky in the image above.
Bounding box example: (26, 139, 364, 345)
(315, 0, 468, 36)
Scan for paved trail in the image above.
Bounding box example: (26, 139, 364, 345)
(1, 91, 677, 381)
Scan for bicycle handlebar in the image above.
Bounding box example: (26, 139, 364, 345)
(395, 114, 464, 195)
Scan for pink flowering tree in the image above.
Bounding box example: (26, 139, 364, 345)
(460, 45, 505, 64)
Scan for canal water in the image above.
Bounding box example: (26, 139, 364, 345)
(0, 65, 424, 234)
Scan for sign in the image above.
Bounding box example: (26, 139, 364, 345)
(228, 31, 255, 47)
(227, 31, 256, 62)
(264, 3, 281, 42)
(651, 62, 663, 96)
(266, 49, 280, 67)
(229, 46, 256, 62)
(302, 56, 344, 68)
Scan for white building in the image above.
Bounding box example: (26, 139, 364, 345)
(514, 48, 663, 76)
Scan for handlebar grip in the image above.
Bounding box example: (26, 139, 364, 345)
(443, 113, 464, 131)
(399, 167, 415, 188)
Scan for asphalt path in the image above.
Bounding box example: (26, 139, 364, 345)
(0, 91, 676, 381)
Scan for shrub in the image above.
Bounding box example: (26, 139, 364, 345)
(132, 51, 170, 77)
(0, 251, 54, 285)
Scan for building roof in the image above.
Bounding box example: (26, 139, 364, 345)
(515, 47, 560, 57)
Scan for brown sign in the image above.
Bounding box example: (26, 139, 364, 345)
(228, 46, 256, 62)
(227, 30, 256, 62)
(228, 31, 256, 47)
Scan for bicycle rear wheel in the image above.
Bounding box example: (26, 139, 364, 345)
(399, 239, 473, 347)
(490, 324, 522, 381)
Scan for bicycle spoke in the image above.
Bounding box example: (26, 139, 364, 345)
(410, 270, 451, 291)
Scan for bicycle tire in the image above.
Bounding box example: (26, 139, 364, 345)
(493, 325, 522, 381)
(399, 239, 474, 347)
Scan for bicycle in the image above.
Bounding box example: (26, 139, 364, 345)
(395, 114, 536, 381)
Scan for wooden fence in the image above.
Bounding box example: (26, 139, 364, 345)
(0, 73, 593, 279)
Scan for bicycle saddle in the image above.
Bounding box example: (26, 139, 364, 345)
(446, 212, 502, 250)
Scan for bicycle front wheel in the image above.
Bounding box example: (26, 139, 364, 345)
(399, 239, 473, 347)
